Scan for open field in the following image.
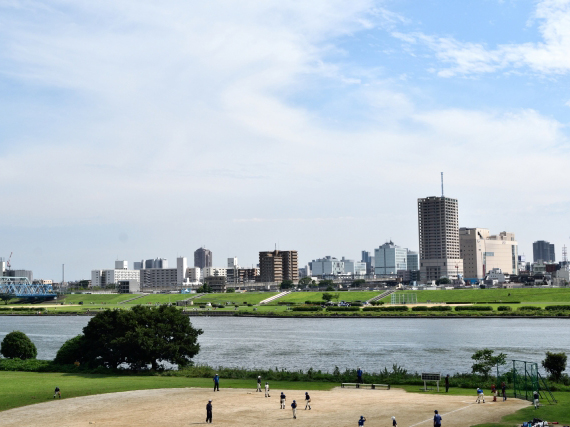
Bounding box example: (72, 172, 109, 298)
(274, 291, 380, 304)
(0, 374, 532, 427)
(193, 292, 277, 305)
(381, 288, 570, 304)
(128, 294, 194, 304)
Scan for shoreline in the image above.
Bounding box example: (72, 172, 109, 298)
(1, 312, 570, 319)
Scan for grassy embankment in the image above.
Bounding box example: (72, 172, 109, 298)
(1, 371, 568, 425)
(4, 288, 570, 316)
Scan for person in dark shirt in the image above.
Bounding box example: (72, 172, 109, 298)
(280, 392, 286, 409)
(501, 382, 507, 401)
(533, 390, 539, 409)
(53, 386, 61, 399)
(257, 376, 262, 392)
(213, 374, 219, 392)
(358, 415, 366, 426)
(357, 367, 363, 384)
(392, 416, 397, 427)
(304, 392, 311, 410)
(291, 400, 297, 419)
(433, 410, 442, 427)
(206, 400, 212, 423)
(445, 375, 449, 392)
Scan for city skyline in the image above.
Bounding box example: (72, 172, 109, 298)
(1, 0, 570, 280)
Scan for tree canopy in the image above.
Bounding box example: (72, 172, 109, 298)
(471, 348, 506, 378)
(61, 305, 203, 371)
(1, 331, 37, 360)
(542, 352, 567, 382)
(280, 280, 294, 290)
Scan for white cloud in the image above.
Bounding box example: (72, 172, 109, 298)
(394, 0, 570, 76)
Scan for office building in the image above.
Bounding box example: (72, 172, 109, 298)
(407, 251, 419, 271)
(533, 240, 555, 263)
(138, 257, 193, 291)
(375, 241, 408, 276)
(309, 256, 344, 277)
(227, 267, 260, 284)
(92, 261, 140, 289)
(361, 251, 375, 275)
(202, 267, 227, 278)
(259, 250, 298, 283)
(418, 196, 463, 281)
(459, 229, 518, 279)
(194, 247, 213, 269)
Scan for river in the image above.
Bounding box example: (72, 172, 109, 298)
(0, 316, 568, 374)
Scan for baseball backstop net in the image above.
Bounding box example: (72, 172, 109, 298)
(512, 360, 556, 404)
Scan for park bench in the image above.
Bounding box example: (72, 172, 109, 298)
(341, 383, 390, 390)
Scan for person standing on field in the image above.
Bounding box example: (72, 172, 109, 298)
(358, 415, 366, 426)
(280, 392, 286, 409)
(265, 382, 270, 397)
(206, 400, 213, 423)
(501, 382, 507, 401)
(257, 376, 262, 392)
(433, 410, 442, 427)
(392, 416, 397, 427)
(476, 387, 485, 403)
(445, 375, 449, 392)
(291, 400, 298, 419)
(357, 367, 363, 384)
(533, 390, 539, 409)
(213, 373, 220, 392)
(304, 392, 311, 410)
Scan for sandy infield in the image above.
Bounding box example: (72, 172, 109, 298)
(0, 387, 528, 427)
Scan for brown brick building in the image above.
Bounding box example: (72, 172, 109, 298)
(258, 250, 298, 283)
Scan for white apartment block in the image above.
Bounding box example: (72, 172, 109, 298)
(459, 228, 518, 279)
(309, 256, 344, 277)
(91, 261, 140, 289)
(202, 267, 227, 278)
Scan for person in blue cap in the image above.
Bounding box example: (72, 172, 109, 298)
(213, 373, 220, 391)
(357, 367, 363, 384)
(433, 410, 442, 427)
(476, 387, 485, 403)
(280, 392, 286, 409)
(358, 415, 366, 426)
(291, 400, 298, 419)
(206, 399, 213, 423)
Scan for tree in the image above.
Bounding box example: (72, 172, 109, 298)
(0, 293, 12, 305)
(197, 283, 213, 293)
(226, 287, 235, 293)
(351, 279, 366, 288)
(471, 348, 506, 378)
(77, 306, 203, 370)
(54, 335, 86, 365)
(542, 352, 567, 382)
(280, 280, 294, 290)
(298, 277, 312, 286)
(1, 331, 37, 360)
(322, 293, 333, 302)
(436, 278, 451, 285)
(325, 285, 335, 291)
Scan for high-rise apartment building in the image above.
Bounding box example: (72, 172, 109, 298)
(418, 196, 463, 281)
(533, 240, 555, 263)
(194, 247, 213, 269)
(258, 250, 298, 283)
(459, 229, 518, 279)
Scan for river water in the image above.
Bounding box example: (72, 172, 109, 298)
(1, 316, 569, 374)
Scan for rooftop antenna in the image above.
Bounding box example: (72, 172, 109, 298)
(441, 172, 444, 198)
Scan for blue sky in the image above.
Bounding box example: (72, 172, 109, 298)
(1, 0, 569, 280)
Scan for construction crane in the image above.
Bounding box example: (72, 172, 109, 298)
(6, 252, 12, 270)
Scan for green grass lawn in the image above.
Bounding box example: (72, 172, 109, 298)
(0, 371, 336, 412)
(192, 292, 277, 305)
(275, 291, 380, 304)
(383, 288, 570, 304)
(59, 294, 135, 304)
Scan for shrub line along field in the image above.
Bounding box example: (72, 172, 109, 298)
(383, 288, 570, 303)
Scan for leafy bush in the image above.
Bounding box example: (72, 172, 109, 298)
(369, 301, 385, 306)
(542, 352, 567, 382)
(350, 302, 364, 307)
(363, 306, 409, 312)
(291, 307, 322, 312)
(325, 307, 360, 312)
(1, 331, 37, 360)
(455, 306, 493, 311)
(54, 335, 85, 364)
(517, 306, 542, 311)
(411, 306, 452, 311)
(497, 306, 512, 311)
(545, 305, 570, 311)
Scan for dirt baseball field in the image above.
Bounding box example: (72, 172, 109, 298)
(0, 387, 528, 427)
